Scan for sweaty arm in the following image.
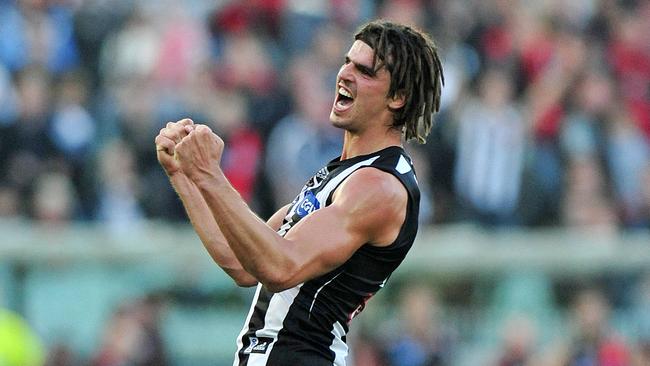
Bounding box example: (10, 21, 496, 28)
(171, 172, 290, 287)
(194, 167, 407, 292)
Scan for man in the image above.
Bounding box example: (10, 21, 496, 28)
(155, 20, 443, 366)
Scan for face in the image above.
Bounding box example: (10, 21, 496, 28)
(329, 40, 401, 133)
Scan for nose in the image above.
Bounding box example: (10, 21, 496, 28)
(337, 62, 354, 83)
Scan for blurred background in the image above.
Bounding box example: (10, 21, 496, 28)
(0, 0, 649, 365)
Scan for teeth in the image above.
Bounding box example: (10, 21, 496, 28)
(338, 87, 353, 99)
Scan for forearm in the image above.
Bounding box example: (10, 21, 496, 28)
(194, 172, 294, 289)
(169, 173, 257, 286)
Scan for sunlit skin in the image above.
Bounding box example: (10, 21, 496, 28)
(153, 40, 409, 292)
(150, 21, 442, 364)
(331, 40, 405, 159)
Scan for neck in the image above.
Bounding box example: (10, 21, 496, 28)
(340, 128, 402, 160)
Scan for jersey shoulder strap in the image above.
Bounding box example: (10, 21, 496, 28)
(324, 146, 419, 202)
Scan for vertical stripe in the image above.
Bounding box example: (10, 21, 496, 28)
(245, 285, 302, 365)
(233, 284, 262, 366)
(233, 146, 419, 366)
(330, 321, 348, 366)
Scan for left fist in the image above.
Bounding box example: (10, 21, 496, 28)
(175, 124, 225, 182)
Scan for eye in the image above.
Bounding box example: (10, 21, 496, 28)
(358, 64, 376, 77)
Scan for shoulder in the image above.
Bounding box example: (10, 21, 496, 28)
(331, 167, 408, 244)
(334, 167, 406, 204)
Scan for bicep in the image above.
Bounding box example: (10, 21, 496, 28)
(281, 204, 368, 284)
(274, 169, 407, 289)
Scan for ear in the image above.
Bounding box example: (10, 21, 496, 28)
(388, 91, 406, 110)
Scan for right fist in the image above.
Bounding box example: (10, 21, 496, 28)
(155, 118, 194, 176)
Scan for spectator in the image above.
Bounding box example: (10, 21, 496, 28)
(95, 138, 144, 234)
(0, 1, 79, 74)
(520, 28, 588, 227)
(91, 296, 167, 366)
(454, 66, 525, 226)
(562, 157, 619, 234)
(384, 284, 454, 366)
(99, 6, 160, 83)
(208, 3, 288, 136)
(49, 71, 96, 163)
(494, 314, 538, 366)
(545, 288, 630, 366)
(32, 171, 78, 224)
(12, 65, 55, 158)
(0, 1, 648, 365)
(605, 99, 650, 228)
(208, 90, 263, 204)
(559, 69, 613, 161)
(0, 64, 18, 128)
(0, 0, 645, 228)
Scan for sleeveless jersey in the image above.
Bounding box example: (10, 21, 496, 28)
(234, 146, 420, 366)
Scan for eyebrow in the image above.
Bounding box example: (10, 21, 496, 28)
(345, 55, 377, 77)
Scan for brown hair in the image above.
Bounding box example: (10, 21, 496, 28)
(355, 21, 444, 143)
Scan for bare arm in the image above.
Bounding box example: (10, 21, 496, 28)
(170, 173, 258, 286)
(174, 125, 407, 292)
(155, 119, 289, 287)
(171, 174, 291, 287)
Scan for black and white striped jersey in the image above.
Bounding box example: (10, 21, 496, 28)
(234, 146, 420, 366)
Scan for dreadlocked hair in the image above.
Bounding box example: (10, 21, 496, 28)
(355, 21, 444, 143)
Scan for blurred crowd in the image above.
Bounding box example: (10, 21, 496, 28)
(1, 0, 650, 364)
(352, 276, 650, 366)
(0, 0, 648, 231)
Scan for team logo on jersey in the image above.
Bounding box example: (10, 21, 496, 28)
(295, 190, 320, 217)
(243, 336, 274, 354)
(315, 167, 329, 180)
(306, 167, 329, 188)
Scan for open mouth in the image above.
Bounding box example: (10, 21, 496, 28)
(335, 86, 354, 110)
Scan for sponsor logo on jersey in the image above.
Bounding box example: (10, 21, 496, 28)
(243, 336, 274, 354)
(279, 189, 322, 237)
(295, 190, 320, 217)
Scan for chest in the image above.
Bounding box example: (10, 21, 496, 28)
(276, 165, 338, 237)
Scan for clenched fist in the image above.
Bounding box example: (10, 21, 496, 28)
(155, 118, 195, 176)
(175, 124, 225, 183)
